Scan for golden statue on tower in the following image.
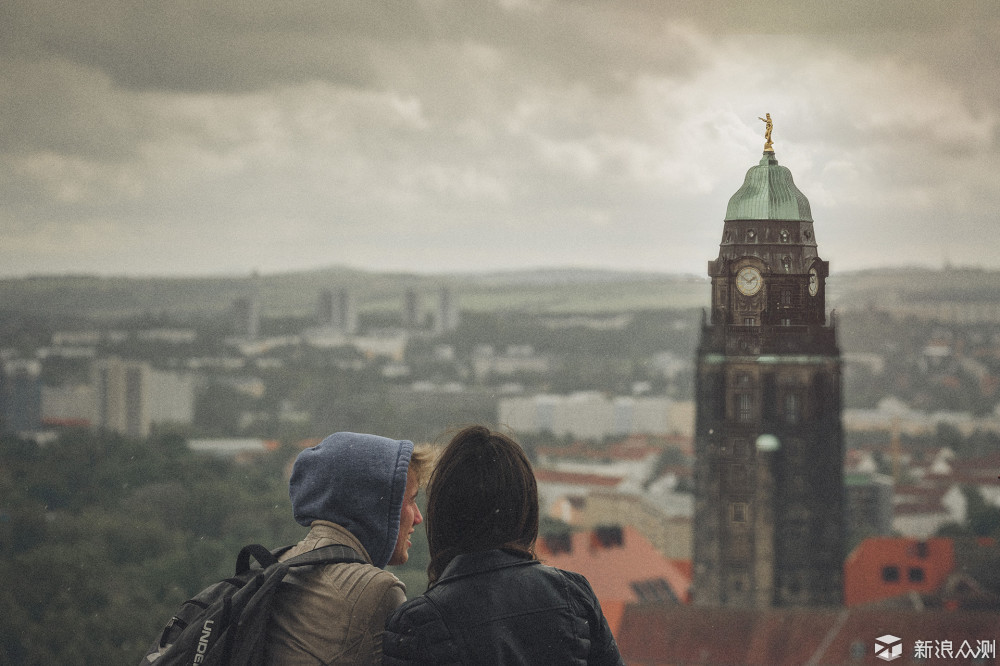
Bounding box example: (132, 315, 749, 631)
(758, 113, 774, 152)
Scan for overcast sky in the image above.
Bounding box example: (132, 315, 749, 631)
(1, 1, 997, 278)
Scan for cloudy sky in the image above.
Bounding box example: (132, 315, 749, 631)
(1, 1, 997, 278)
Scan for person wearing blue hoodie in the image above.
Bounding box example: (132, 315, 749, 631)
(265, 432, 430, 665)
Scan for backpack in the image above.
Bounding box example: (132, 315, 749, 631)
(141, 542, 364, 665)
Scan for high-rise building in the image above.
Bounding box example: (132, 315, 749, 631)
(499, 393, 676, 439)
(317, 288, 335, 326)
(435, 286, 459, 334)
(317, 288, 358, 335)
(0, 359, 42, 433)
(231, 274, 262, 339)
(692, 124, 844, 608)
(231, 297, 260, 339)
(334, 288, 358, 334)
(403, 288, 420, 330)
(92, 357, 151, 438)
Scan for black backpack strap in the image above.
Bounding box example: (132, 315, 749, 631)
(236, 544, 280, 575)
(283, 544, 365, 568)
(236, 542, 364, 575)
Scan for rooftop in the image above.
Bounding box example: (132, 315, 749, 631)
(538, 525, 691, 634)
(724, 152, 813, 222)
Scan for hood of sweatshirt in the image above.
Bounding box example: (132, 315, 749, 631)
(289, 431, 414, 569)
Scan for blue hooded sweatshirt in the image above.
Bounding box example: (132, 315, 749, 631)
(289, 432, 414, 569)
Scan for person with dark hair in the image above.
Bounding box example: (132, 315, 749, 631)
(265, 432, 431, 665)
(382, 425, 624, 665)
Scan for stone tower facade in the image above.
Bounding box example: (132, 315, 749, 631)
(692, 141, 844, 608)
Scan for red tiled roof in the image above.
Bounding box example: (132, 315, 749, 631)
(617, 606, 1000, 666)
(41, 417, 91, 427)
(893, 485, 951, 515)
(893, 502, 950, 517)
(947, 473, 1000, 487)
(537, 526, 691, 635)
(669, 559, 693, 580)
(951, 452, 1000, 478)
(607, 437, 661, 460)
(533, 468, 624, 487)
(894, 484, 949, 500)
(845, 537, 956, 607)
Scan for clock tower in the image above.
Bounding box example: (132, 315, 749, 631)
(692, 120, 844, 608)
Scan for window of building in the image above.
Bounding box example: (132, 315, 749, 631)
(781, 289, 792, 306)
(882, 565, 900, 583)
(737, 393, 753, 422)
(780, 317, 792, 326)
(744, 317, 756, 326)
(784, 392, 800, 423)
(908, 567, 925, 583)
(731, 502, 748, 523)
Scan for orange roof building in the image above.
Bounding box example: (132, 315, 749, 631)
(845, 537, 955, 607)
(537, 525, 691, 635)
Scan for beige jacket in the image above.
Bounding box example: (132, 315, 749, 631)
(265, 521, 407, 665)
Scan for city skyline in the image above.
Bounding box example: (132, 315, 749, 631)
(2, 1, 998, 278)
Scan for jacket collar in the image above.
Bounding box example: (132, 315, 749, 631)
(300, 520, 374, 565)
(436, 548, 537, 585)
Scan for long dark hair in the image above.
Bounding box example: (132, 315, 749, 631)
(426, 425, 539, 584)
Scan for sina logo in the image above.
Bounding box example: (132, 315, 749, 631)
(875, 635, 902, 662)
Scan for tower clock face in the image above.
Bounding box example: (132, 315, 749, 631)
(808, 268, 819, 296)
(736, 266, 763, 296)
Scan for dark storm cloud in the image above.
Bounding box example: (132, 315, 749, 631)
(1, 0, 713, 95)
(1, 1, 419, 93)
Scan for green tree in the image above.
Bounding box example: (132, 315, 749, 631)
(0, 430, 306, 663)
(962, 485, 1000, 538)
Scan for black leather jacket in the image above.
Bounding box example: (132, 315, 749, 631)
(383, 549, 624, 666)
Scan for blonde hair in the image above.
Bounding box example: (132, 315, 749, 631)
(408, 444, 434, 488)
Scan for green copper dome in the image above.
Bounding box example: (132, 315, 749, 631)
(724, 152, 812, 222)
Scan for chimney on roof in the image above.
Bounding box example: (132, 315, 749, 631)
(592, 524, 624, 549)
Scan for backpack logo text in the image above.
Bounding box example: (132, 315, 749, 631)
(192, 620, 213, 664)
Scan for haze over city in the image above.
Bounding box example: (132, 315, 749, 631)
(2, 1, 997, 278)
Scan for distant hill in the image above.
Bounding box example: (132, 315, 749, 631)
(827, 267, 1000, 309)
(0, 266, 997, 322)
